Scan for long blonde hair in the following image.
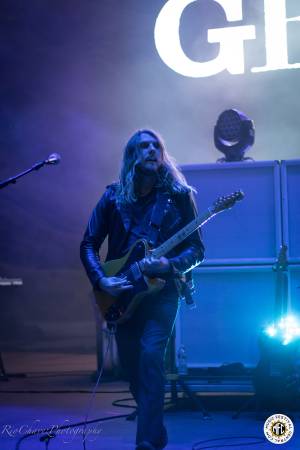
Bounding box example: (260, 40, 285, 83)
(116, 129, 194, 206)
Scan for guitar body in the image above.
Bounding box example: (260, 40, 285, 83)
(94, 239, 166, 324)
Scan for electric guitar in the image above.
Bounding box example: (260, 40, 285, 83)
(94, 190, 244, 324)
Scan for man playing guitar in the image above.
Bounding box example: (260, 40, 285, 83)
(80, 129, 204, 450)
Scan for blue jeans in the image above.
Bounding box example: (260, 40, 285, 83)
(116, 290, 179, 447)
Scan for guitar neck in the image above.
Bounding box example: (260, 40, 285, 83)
(152, 208, 218, 258)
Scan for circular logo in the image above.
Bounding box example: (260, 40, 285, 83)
(264, 414, 294, 444)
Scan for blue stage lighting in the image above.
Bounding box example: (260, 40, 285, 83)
(264, 315, 300, 345)
(254, 318, 300, 409)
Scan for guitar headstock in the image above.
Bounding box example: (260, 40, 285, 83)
(212, 190, 245, 213)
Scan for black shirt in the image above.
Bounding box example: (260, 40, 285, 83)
(125, 188, 157, 251)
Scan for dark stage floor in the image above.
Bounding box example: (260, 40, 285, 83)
(0, 352, 299, 450)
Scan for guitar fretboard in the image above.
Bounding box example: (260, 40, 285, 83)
(152, 208, 218, 258)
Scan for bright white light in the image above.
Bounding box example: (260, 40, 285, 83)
(266, 325, 277, 337)
(154, 0, 255, 78)
(252, 0, 300, 73)
(278, 319, 285, 330)
(154, 0, 300, 78)
(265, 315, 300, 345)
(283, 335, 293, 346)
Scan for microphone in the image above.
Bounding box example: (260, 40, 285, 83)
(44, 153, 61, 165)
(0, 153, 62, 189)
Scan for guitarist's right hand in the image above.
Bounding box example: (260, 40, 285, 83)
(98, 276, 133, 297)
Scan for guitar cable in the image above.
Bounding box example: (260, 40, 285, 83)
(14, 322, 135, 450)
(191, 435, 266, 449)
(12, 322, 180, 448)
(82, 321, 117, 450)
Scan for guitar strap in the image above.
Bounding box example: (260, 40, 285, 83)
(148, 190, 196, 307)
(147, 191, 170, 247)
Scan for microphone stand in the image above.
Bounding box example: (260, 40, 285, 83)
(1, 156, 59, 379)
(165, 328, 210, 419)
(273, 244, 288, 321)
(0, 159, 50, 190)
(232, 245, 290, 419)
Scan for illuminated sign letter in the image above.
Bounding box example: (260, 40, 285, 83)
(252, 0, 300, 73)
(154, 0, 256, 77)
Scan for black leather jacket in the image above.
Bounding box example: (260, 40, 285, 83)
(80, 184, 204, 289)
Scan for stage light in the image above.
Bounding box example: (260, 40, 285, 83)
(264, 315, 300, 346)
(214, 109, 255, 162)
(266, 325, 277, 338)
(254, 321, 300, 410)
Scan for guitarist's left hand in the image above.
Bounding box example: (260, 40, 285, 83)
(139, 256, 170, 276)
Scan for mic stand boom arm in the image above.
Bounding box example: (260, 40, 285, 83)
(0, 159, 50, 190)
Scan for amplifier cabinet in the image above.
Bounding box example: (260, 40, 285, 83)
(181, 161, 281, 265)
(176, 265, 278, 368)
(281, 160, 300, 263)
